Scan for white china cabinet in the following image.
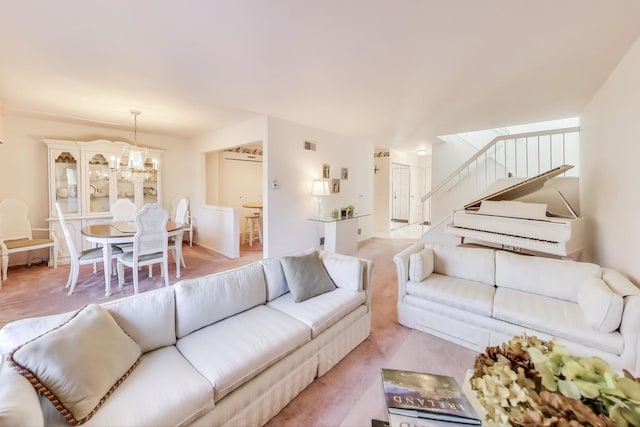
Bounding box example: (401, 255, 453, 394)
(45, 139, 162, 263)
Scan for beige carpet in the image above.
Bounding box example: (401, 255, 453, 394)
(266, 239, 483, 427)
(340, 329, 478, 427)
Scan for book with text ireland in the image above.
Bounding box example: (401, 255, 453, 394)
(381, 369, 481, 425)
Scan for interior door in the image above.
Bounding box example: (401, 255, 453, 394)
(391, 163, 410, 222)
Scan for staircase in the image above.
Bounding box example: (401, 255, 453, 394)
(420, 126, 580, 241)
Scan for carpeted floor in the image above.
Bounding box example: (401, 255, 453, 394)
(0, 242, 263, 327)
(265, 238, 478, 427)
(0, 237, 481, 426)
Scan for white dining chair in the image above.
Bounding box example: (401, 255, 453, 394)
(110, 198, 137, 222)
(172, 195, 193, 247)
(116, 203, 169, 294)
(55, 202, 123, 295)
(169, 198, 188, 269)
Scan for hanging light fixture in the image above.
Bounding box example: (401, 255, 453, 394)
(119, 109, 157, 181)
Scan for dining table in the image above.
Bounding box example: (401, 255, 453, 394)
(81, 220, 183, 296)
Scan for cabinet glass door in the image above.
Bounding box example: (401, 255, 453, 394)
(142, 156, 159, 205)
(88, 153, 112, 214)
(54, 151, 80, 215)
(116, 152, 136, 205)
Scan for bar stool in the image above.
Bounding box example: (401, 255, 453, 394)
(242, 213, 262, 246)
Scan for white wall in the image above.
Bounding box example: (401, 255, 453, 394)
(581, 35, 640, 283)
(265, 117, 374, 258)
(0, 103, 4, 143)
(431, 137, 477, 187)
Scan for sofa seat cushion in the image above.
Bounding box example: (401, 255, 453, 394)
(493, 288, 623, 354)
(41, 346, 213, 427)
(267, 288, 366, 338)
(406, 273, 496, 316)
(176, 305, 310, 401)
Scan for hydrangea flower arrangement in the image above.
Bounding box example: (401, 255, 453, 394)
(470, 335, 640, 426)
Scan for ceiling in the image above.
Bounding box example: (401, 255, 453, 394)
(1, 1, 639, 150)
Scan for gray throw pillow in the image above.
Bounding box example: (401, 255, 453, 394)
(280, 252, 337, 302)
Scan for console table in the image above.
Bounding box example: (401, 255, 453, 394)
(309, 214, 369, 255)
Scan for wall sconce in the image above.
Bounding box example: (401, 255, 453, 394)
(311, 179, 331, 217)
(416, 148, 430, 156)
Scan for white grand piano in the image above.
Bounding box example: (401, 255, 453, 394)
(446, 165, 586, 259)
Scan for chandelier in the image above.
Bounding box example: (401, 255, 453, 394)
(115, 109, 158, 182)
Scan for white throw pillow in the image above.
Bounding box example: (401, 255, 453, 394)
(8, 304, 141, 425)
(577, 277, 624, 333)
(408, 248, 434, 282)
(321, 251, 363, 291)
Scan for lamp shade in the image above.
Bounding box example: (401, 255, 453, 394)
(311, 179, 330, 197)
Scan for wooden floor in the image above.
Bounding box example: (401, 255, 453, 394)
(0, 241, 263, 327)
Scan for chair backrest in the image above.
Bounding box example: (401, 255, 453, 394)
(134, 204, 169, 257)
(0, 199, 34, 240)
(54, 202, 79, 260)
(111, 198, 137, 222)
(171, 196, 189, 222)
(174, 198, 189, 226)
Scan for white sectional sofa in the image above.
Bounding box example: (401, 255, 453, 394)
(0, 249, 373, 426)
(393, 242, 640, 375)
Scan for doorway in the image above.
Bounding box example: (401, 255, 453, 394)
(391, 163, 410, 225)
(204, 141, 263, 257)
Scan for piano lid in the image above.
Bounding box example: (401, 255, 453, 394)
(463, 165, 574, 211)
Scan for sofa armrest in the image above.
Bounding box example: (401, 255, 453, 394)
(0, 356, 44, 426)
(619, 295, 640, 375)
(360, 258, 374, 312)
(392, 241, 425, 300)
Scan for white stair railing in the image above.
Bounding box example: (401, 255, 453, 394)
(421, 127, 580, 231)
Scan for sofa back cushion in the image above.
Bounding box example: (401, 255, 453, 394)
(425, 242, 496, 285)
(0, 287, 176, 356)
(495, 251, 601, 302)
(103, 286, 176, 353)
(174, 263, 267, 338)
(261, 257, 289, 302)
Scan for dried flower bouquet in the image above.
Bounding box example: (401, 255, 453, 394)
(470, 335, 640, 426)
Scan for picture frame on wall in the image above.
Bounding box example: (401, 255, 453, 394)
(341, 168, 348, 180)
(331, 179, 340, 193)
(323, 163, 330, 179)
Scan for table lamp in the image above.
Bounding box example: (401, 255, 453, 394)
(311, 179, 331, 217)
